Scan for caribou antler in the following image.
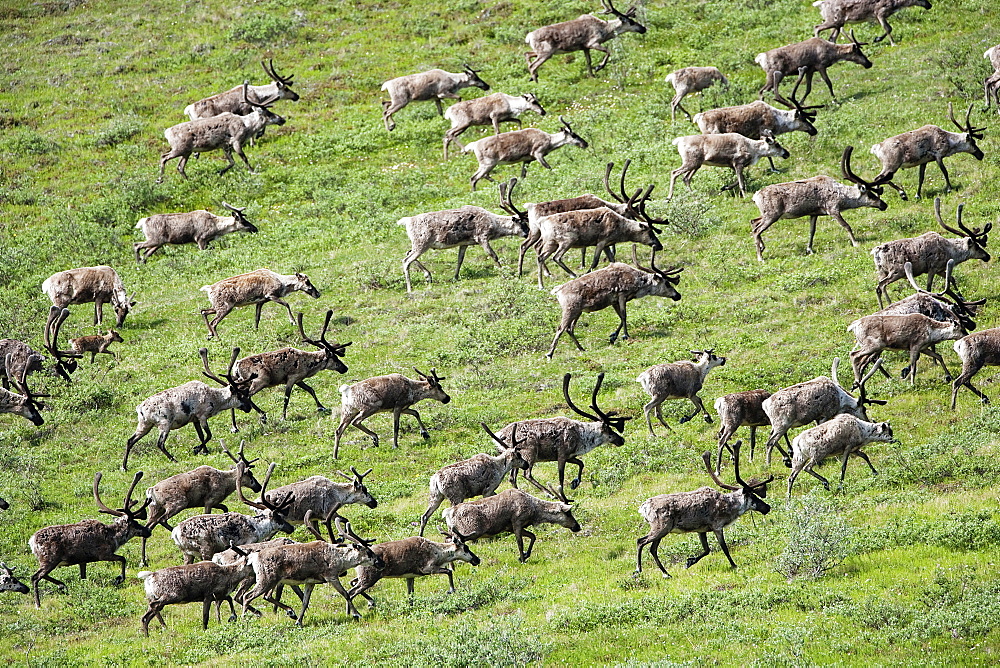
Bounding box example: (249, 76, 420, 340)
(262, 59, 294, 85)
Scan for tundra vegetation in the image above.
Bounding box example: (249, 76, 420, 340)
(1, 0, 999, 665)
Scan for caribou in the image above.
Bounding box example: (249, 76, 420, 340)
(751, 146, 889, 261)
(532, 202, 663, 288)
(29, 472, 151, 608)
(524, 0, 646, 82)
(334, 367, 451, 458)
(185, 60, 299, 120)
(227, 310, 350, 429)
(463, 115, 588, 191)
(199, 269, 321, 339)
(443, 92, 547, 159)
(348, 533, 480, 608)
(872, 198, 990, 306)
(666, 66, 728, 123)
(636, 350, 727, 437)
(714, 389, 789, 472)
(42, 265, 135, 336)
(694, 95, 820, 171)
(636, 443, 772, 576)
(239, 508, 384, 625)
(518, 160, 654, 277)
(547, 251, 683, 358)
(122, 348, 256, 471)
(761, 358, 886, 465)
(170, 463, 295, 564)
(495, 373, 629, 501)
(138, 441, 262, 566)
(786, 414, 896, 496)
(381, 65, 489, 132)
(158, 83, 285, 182)
(813, 0, 932, 46)
(138, 542, 254, 636)
(419, 423, 528, 535)
(444, 489, 581, 563)
(667, 131, 790, 199)
(0, 339, 45, 394)
(950, 328, 1000, 409)
(134, 202, 257, 264)
(399, 179, 529, 292)
(68, 329, 123, 363)
(756, 33, 872, 106)
(847, 312, 963, 385)
(870, 103, 987, 200)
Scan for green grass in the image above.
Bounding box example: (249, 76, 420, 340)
(2, 0, 1000, 664)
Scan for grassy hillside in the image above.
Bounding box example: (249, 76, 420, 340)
(2, 0, 1000, 664)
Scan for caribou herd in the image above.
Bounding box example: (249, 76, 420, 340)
(5, 0, 1000, 647)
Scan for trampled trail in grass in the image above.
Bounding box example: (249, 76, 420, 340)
(2, 0, 1000, 664)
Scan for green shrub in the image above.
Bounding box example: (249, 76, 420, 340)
(229, 14, 300, 46)
(385, 613, 548, 667)
(774, 496, 853, 580)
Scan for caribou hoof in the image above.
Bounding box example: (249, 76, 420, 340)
(259, 414, 268, 424)
(822, 482, 831, 491)
(285, 610, 296, 620)
(113, 575, 125, 586)
(230, 426, 240, 434)
(944, 375, 952, 383)
(685, 558, 698, 569)
(228, 614, 237, 623)
(570, 479, 581, 490)
(679, 415, 692, 424)
(704, 415, 713, 424)
(420, 431, 430, 440)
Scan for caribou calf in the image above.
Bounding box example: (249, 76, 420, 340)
(463, 116, 588, 191)
(334, 368, 451, 458)
(666, 66, 728, 122)
(636, 444, 771, 576)
(636, 350, 727, 437)
(668, 132, 789, 199)
(68, 329, 123, 363)
(443, 488, 581, 563)
(200, 269, 320, 339)
(381, 65, 489, 131)
(787, 414, 896, 496)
